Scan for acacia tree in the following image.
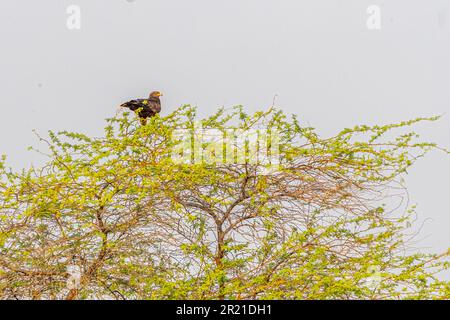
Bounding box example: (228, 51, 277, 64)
(0, 105, 448, 300)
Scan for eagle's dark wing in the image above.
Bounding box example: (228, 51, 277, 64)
(120, 99, 148, 112)
(120, 97, 161, 125)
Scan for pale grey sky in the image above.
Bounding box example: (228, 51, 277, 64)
(0, 0, 449, 278)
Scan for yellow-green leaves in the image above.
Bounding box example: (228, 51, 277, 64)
(0, 105, 448, 300)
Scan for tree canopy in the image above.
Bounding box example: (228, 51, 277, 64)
(0, 105, 448, 300)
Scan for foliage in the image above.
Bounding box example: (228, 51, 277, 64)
(0, 105, 448, 300)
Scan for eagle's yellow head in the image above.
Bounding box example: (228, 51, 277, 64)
(150, 91, 163, 98)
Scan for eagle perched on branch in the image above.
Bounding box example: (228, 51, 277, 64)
(120, 91, 162, 125)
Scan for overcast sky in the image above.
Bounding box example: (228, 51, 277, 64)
(0, 0, 449, 278)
